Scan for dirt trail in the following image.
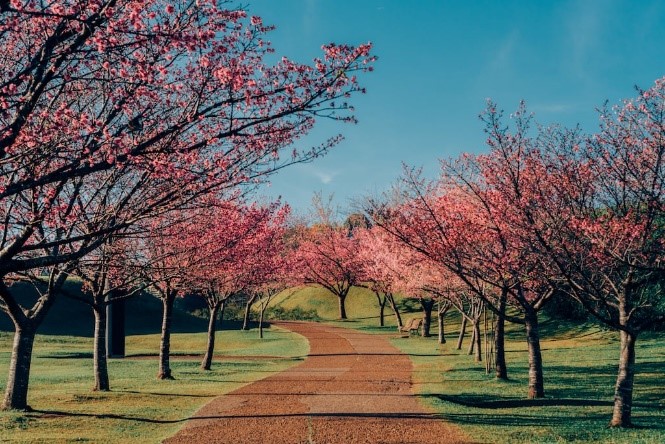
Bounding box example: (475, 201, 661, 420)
(163, 321, 468, 444)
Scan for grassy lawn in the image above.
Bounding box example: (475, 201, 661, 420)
(0, 326, 309, 443)
(387, 316, 665, 444)
(2, 284, 664, 443)
(276, 285, 665, 443)
(270, 285, 418, 326)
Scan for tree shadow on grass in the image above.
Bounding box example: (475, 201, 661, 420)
(27, 406, 664, 431)
(25, 409, 577, 425)
(544, 362, 665, 406)
(430, 393, 613, 409)
(116, 390, 215, 398)
(425, 393, 664, 430)
(28, 408, 662, 430)
(42, 352, 93, 359)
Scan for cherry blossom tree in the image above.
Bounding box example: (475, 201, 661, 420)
(413, 261, 481, 350)
(0, 1, 374, 410)
(138, 211, 204, 380)
(393, 256, 442, 338)
(504, 80, 665, 427)
(288, 222, 363, 320)
(287, 195, 365, 320)
(355, 227, 405, 328)
(68, 234, 150, 392)
(192, 201, 289, 370)
(365, 157, 555, 393)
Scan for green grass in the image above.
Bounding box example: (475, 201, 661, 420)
(270, 286, 665, 443)
(0, 284, 311, 442)
(3, 284, 664, 443)
(270, 285, 419, 327)
(388, 314, 665, 443)
(0, 298, 309, 443)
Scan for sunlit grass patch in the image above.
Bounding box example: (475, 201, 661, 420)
(0, 326, 308, 443)
(389, 319, 665, 444)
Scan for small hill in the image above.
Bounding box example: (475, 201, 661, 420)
(269, 285, 420, 325)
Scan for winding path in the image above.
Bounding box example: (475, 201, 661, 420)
(164, 321, 468, 444)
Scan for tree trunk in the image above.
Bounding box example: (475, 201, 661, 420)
(467, 320, 475, 355)
(438, 311, 446, 344)
(609, 330, 637, 427)
(158, 294, 175, 380)
(387, 293, 403, 329)
(495, 291, 508, 380)
(473, 319, 482, 362)
(201, 302, 222, 371)
(338, 292, 348, 320)
(379, 295, 387, 327)
(259, 301, 267, 339)
(242, 294, 257, 331)
(92, 305, 110, 391)
(2, 325, 36, 411)
(0, 272, 64, 410)
(421, 298, 434, 337)
(457, 316, 467, 350)
(219, 302, 226, 326)
(525, 308, 544, 398)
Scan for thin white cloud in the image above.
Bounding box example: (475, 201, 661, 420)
(298, 164, 339, 185)
(488, 29, 519, 74)
(564, 0, 616, 79)
(531, 103, 575, 114)
(315, 170, 336, 184)
(302, 0, 318, 35)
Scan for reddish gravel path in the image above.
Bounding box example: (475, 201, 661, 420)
(163, 321, 469, 444)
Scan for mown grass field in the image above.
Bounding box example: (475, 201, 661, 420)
(1, 284, 664, 443)
(0, 290, 309, 443)
(390, 319, 665, 443)
(270, 284, 419, 325)
(272, 285, 665, 443)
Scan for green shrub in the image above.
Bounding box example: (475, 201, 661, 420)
(266, 306, 320, 321)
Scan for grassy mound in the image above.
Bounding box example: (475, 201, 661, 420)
(269, 285, 420, 325)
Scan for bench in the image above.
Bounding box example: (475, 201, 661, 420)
(398, 318, 422, 336)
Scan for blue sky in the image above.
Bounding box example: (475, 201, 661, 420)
(251, 0, 665, 213)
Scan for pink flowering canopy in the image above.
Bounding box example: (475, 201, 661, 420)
(0, 0, 374, 276)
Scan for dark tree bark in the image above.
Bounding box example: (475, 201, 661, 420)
(610, 329, 637, 427)
(242, 293, 258, 331)
(420, 298, 434, 337)
(438, 311, 446, 344)
(437, 302, 451, 345)
(257, 291, 276, 339)
(259, 303, 267, 339)
(201, 301, 223, 371)
(2, 325, 36, 411)
(456, 316, 467, 350)
(473, 319, 482, 362)
(494, 290, 508, 380)
(525, 307, 544, 398)
(1, 271, 66, 411)
(92, 305, 110, 391)
(338, 291, 348, 320)
(157, 292, 176, 380)
(387, 293, 403, 329)
(373, 291, 388, 326)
